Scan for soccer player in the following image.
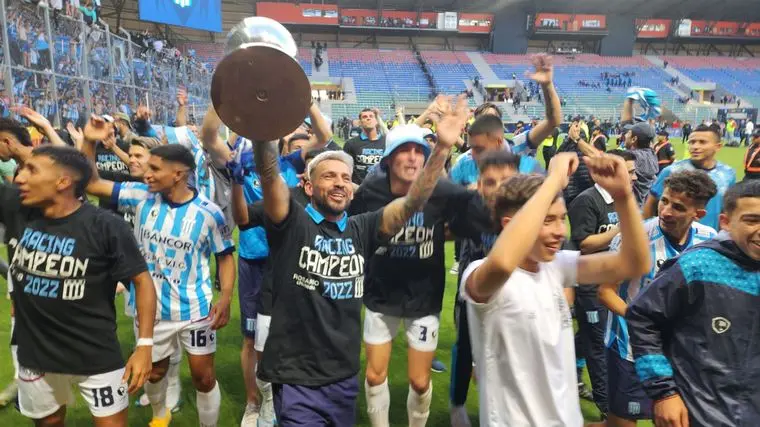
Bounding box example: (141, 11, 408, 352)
(599, 169, 717, 427)
(255, 95, 469, 426)
(448, 150, 521, 427)
(343, 108, 387, 185)
(567, 149, 638, 418)
(84, 118, 236, 427)
(449, 54, 562, 187)
(0, 145, 156, 426)
(201, 102, 332, 427)
(643, 124, 737, 231)
(348, 122, 478, 427)
(461, 152, 650, 426)
(626, 179, 760, 427)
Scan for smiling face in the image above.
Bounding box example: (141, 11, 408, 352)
(305, 158, 353, 217)
(128, 144, 150, 178)
(720, 197, 760, 261)
(142, 156, 188, 193)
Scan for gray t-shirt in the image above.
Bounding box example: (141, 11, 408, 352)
(630, 148, 659, 205)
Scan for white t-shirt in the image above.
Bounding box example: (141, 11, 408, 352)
(746, 121, 754, 134)
(461, 251, 583, 427)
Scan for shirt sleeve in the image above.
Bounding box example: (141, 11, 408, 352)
(460, 259, 502, 309)
(649, 165, 671, 198)
(208, 209, 236, 255)
(626, 259, 685, 401)
(0, 159, 17, 179)
(113, 181, 151, 213)
(239, 201, 266, 231)
(568, 194, 600, 248)
(356, 208, 385, 254)
(283, 150, 306, 174)
(104, 214, 148, 283)
(0, 182, 21, 226)
(442, 180, 478, 221)
(555, 250, 580, 288)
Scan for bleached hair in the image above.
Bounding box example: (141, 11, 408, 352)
(306, 150, 355, 180)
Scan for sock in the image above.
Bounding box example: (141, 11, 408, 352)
(165, 359, 181, 409)
(365, 378, 390, 427)
(197, 381, 221, 427)
(144, 374, 168, 419)
(407, 382, 432, 427)
(256, 376, 273, 409)
(10, 318, 18, 378)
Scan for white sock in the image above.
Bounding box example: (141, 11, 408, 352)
(256, 376, 272, 405)
(165, 360, 181, 409)
(365, 378, 390, 427)
(197, 381, 221, 427)
(10, 317, 18, 378)
(144, 374, 168, 418)
(407, 382, 432, 427)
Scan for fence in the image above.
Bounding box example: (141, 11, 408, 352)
(1, 0, 211, 128)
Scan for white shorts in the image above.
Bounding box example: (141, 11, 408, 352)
(18, 366, 128, 419)
(363, 308, 440, 352)
(135, 317, 217, 362)
(254, 314, 271, 353)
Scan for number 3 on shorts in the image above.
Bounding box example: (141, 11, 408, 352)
(419, 326, 428, 342)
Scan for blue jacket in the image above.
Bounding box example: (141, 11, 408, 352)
(626, 234, 760, 427)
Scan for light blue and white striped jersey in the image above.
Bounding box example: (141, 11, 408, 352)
(649, 160, 736, 231)
(605, 217, 716, 361)
(164, 126, 216, 202)
(114, 182, 235, 321)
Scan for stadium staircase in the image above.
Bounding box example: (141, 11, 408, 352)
(311, 48, 329, 79)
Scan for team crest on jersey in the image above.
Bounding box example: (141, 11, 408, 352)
(149, 208, 159, 220)
(181, 218, 196, 237)
(712, 317, 731, 334)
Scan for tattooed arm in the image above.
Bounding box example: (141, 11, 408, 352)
(255, 140, 291, 224)
(379, 95, 470, 237)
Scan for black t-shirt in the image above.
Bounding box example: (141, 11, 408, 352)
(342, 135, 386, 185)
(655, 142, 676, 171)
(448, 195, 499, 300)
(325, 139, 342, 151)
(558, 137, 595, 205)
(568, 185, 618, 253)
(349, 174, 476, 317)
(0, 184, 147, 375)
(258, 198, 384, 386)
(95, 141, 132, 214)
(591, 135, 608, 152)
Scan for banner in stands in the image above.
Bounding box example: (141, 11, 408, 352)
(340, 8, 379, 26)
(534, 13, 607, 32)
(677, 20, 760, 38)
(636, 19, 671, 38)
(458, 13, 494, 33)
(380, 11, 420, 28)
(256, 2, 339, 25)
(138, 0, 222, 32)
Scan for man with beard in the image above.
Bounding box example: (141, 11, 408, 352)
(599, 170, 717, 427)
(343, 108, 386, 185)
(255, 95, 470, 426)
(627, 179, 760, 427)
(643, 124, 736, 231)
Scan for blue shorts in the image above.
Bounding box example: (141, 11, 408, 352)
(273, 376, 359, 427)
(607, 345, 653, 420)
(238, 257, 267, 339)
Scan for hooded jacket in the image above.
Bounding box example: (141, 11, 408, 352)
(626, 233, 760, 427)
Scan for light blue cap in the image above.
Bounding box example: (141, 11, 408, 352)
(381, 124, 431, 170)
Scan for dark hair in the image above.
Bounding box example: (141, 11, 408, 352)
(305, 147, 327, 163)
(492, 174, 559, 222)
(663, 170, 718, 208)
(359, 108, 375, 119)
(723, 179, 760, 215)
(468, 114, 504, 138)
(473, 102, 503, 118)
(691, 124, 722, 142)
(477, 150, 521, 173)
(0, 118, 33, 147)
(150, 144, 195, 170)
(606, 149, 636, 163)
(32, 145, 92, 198)
(287, 133, 310, 150)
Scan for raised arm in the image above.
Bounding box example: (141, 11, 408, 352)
(621, 98, 635, 123)
(200, 104, 233, 168)
(175, 86, 187, 127)
(81, 115, 116, 199)
(14, 106, 67, 147)
(231, 181, 249, 226)
(254, 140, 290, 224)
(576, 155, 651, 284)
(301, 103, 333, 158)
(466, 153, 578, 303)
(526, 55, 562, 146)
(379, 95, 468, 237)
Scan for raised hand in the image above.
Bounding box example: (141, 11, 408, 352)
(435, 94, 470, 149)
(547, 152, 579, 189)
(83, 114, 113, 142)
(12, 105, 51, 129)
(177, 87, 187, 107)
(526, 53, 554, 86)
(136, 105, 151, 121)
(584, 154, 633, 200)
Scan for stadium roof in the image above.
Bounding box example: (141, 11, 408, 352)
(101, 0, 760, 41)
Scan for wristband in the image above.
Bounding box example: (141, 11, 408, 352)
(136, 338, 154, 347)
